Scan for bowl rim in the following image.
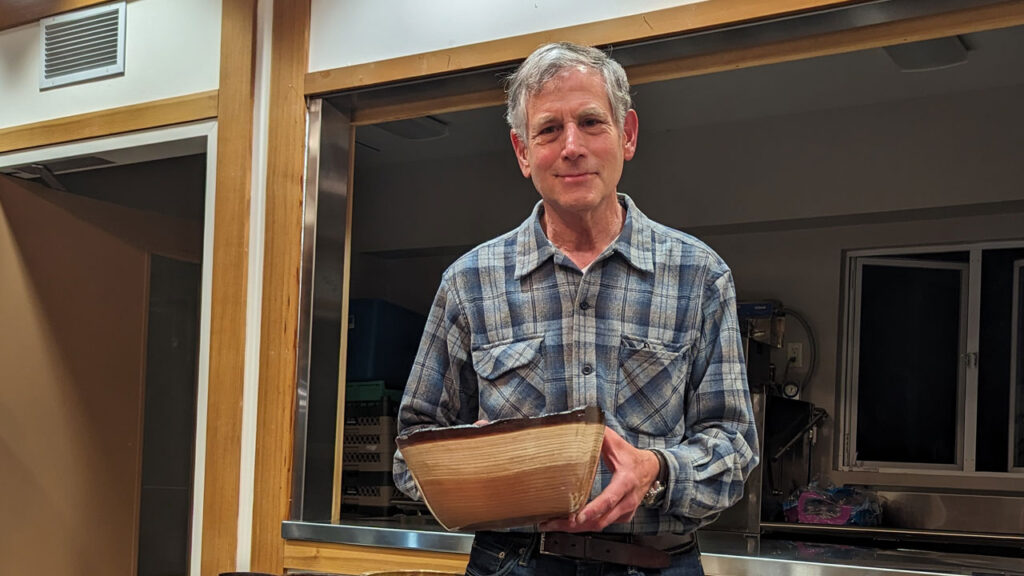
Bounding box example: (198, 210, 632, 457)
(396, 405, 604, 449)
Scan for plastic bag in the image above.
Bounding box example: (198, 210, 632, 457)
(782, 482, 882, 526)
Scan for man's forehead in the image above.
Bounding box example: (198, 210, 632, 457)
(525, 70, 611, 120)
(530, 104, 608, 123)
(533, 65, 601, 93)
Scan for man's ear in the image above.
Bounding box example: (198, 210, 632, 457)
(622, 109, 639, 161)
(510, 130, 531, 178)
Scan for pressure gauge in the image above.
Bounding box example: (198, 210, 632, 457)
(782, 381, 800, 398)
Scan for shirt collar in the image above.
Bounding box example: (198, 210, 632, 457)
(514, 193, 654, 279)
(611, 194, 655, 273)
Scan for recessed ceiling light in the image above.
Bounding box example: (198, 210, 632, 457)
(884, 36, 968, 72)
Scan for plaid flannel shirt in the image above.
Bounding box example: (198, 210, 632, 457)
(394, 194, 759, 535)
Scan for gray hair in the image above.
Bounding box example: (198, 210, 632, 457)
(505, 42, 632, 139)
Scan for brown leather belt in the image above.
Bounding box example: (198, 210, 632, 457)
(539, 532, 672, 569)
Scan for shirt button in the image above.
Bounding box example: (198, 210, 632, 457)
(579, 301, 591, 310)
(582, 364, 593, 375)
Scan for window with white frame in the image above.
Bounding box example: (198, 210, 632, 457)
(1012, 261, 1024, 471)
(841, 242, 1024, 474)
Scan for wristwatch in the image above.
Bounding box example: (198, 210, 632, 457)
(641, 449, 669, 507)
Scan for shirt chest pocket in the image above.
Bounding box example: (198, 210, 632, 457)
(616, 335, 691, 438)
(471, 335, 546, 421)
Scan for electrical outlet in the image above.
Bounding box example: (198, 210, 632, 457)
(787, 342, 804, 368)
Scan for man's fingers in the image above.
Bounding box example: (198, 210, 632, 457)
(569, 478, 643, 530)
(539, 491, 627, 533)
(565, 502, 638, 532)
(539, 487, 640, 533)
(573, 479, 627, 525)
(579, 495, 640, 531)
(542, 427, 656, 532)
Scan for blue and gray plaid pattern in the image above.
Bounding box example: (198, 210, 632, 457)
(394, 194, 759, 535)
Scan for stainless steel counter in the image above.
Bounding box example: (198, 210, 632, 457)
(282, 521, 1024, 575)
(283, 520, 473, 555)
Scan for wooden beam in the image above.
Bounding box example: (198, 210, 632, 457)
(0, 0, 109, 31)
(284, 541, 469, 575)
(628, 0, 1024, 86)
(250, 0, 310, 573)
(0, 91, 218, 154)
(304, 0, 863, 95)
(200, 1, 256, 575)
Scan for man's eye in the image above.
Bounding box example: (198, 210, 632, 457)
(538, 126, 556, 135)
(581, 118, 601, 128)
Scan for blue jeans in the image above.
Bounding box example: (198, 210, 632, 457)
(464, 532, 705, 576)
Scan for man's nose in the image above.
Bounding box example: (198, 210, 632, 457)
(561, 122, 583, 159)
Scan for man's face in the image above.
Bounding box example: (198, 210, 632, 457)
(511, 67, 638, 216)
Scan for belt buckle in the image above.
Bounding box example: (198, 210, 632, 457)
(538, 532, 554, 556)
(538, 532, 582, 559)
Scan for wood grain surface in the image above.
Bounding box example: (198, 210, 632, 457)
(250, 0, 311, 573)
(284, 540, 469, 575)
(200, 1, 257, 574)
(0, 91, 218, 154)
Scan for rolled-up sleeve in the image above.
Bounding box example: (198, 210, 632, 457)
(392, 274, 476, 500)
(659, 268, 760, 525)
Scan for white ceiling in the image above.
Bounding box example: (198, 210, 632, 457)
(355, 25, 1024, 167)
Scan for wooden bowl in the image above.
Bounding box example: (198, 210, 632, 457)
(396, 406, 605, 531)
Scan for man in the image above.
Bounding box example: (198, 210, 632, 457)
(394, 42, 759, 575)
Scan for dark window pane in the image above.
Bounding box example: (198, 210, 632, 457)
(856, 263, 961, 465)
(976, 249, 1024, 471)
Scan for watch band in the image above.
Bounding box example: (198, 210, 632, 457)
(651, 449, 669, 486)
(641, 449, 669, 507)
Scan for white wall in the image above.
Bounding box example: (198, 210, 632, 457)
(308, 0, 704, 72)
(0, 0, 221, 129)
(630, 84, 1024, 229)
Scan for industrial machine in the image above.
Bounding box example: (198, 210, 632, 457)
(702, 301, 827, 549)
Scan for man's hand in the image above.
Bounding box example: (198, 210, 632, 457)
(539, 426, 660, 533)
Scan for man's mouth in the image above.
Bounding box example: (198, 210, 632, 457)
(557, 172, 595, 181)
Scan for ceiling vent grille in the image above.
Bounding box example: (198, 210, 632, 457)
(39, 2, 126, 90)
